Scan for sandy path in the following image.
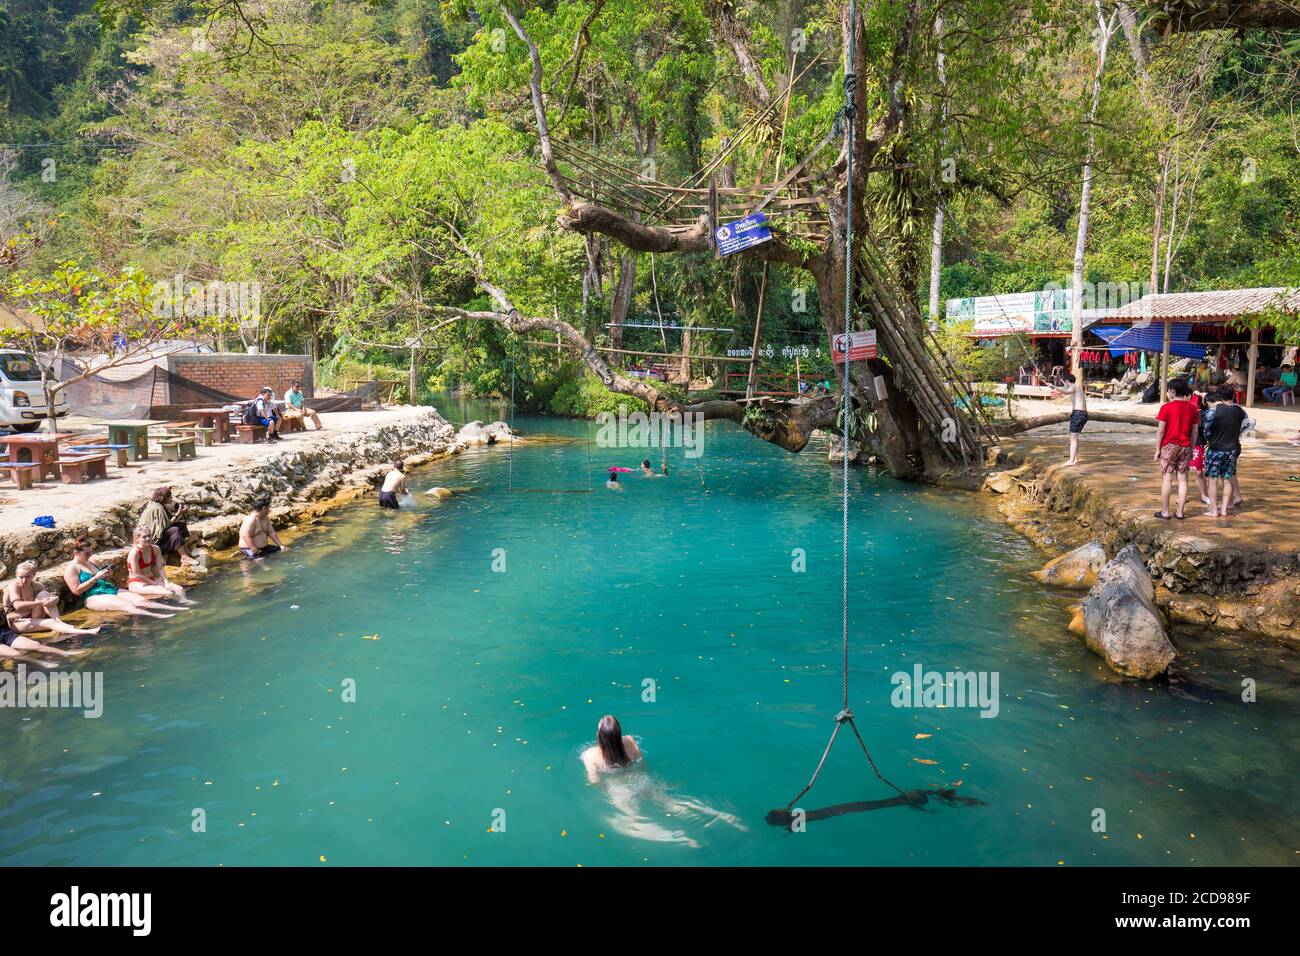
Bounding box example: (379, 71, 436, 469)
(0, 406, 432, 537)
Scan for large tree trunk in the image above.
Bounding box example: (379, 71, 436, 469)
(927, 14, 948, 323)
(502, 0, 944, 481)
(810, 215, 928, 480)
(609, 252, 636, 352)
(1070, 4, 1118, 378)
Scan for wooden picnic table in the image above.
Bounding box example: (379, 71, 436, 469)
(183, 408, 235, 444)
(92, 419, 155, 462)
(0, 433, 62, 481)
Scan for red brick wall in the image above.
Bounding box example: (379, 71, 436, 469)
(165, 354, 313, 406)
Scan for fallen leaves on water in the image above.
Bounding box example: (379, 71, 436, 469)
(913, 758, 939, 765)
(915, 733, 932, 739)
(362, 634, 380, 641)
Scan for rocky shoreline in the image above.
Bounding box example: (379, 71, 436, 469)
(1, 411, 513, 600)
(983, 448, 1299, 649)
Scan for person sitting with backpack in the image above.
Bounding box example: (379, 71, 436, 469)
(244, 386, 283, 443)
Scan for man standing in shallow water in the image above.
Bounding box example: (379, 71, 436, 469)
(379, 460, 407, 509)
(239, 497, 286, 558)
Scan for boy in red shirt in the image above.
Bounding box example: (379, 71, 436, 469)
(1153, 378, 1199, 519)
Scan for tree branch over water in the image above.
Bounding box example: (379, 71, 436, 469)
(1138, 1, 1300, 33)
(994, 411, 1160, 435)
(433, 274, 840, 453)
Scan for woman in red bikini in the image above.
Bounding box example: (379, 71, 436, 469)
(127, 526, 195, 606)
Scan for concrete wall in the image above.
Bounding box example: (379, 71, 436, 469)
(163, 353, 314, 405)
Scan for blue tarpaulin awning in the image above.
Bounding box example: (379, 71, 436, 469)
(1091, 323, 1207, 359)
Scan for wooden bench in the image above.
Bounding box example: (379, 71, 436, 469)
(67, 441, 131, 468)
(158, 436, 197, 461)
(3, 461, 43, 490)
(235, 424, 266, 444)
(56, 454, 110, 484)
(163, 425, 216, 446)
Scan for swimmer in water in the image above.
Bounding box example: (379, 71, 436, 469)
(581, 715, 745, 846)
(606, 469, 624, 491)
(640, 459, 664, 478)
(582, 715, 642, 783)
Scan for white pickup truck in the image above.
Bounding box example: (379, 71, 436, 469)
(0, 349, 70, 432)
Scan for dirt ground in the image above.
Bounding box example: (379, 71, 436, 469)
(1003, 397, 1300, 557)
(0, 406, 431, 537)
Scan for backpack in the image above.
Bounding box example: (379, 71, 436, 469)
(1141, 381, 1160, 403)
(241, 401, 261, 425)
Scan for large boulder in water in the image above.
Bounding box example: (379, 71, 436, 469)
(1074, 545, 1175, 679)
(457, 420, 513, 447)
(1033, 541, 1108, 590)
(826, 434, 863, 464)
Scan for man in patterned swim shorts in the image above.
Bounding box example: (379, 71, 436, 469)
(1153, 378, 1198, 520)
(1202, 386, 1248, 518)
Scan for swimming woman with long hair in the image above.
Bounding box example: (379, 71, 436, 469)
(580, 715, 744, 847)
(581, 715, 642, 783)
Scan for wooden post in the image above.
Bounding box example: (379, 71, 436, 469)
(745, 264, 769, 400)
(1159, 318, 1172, 399)
(1246, 324, 1260, 407)
(409, 347, 418, 406)
(708, 176, 719, 257)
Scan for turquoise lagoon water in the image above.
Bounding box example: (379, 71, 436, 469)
(1, 397, 1297, 867)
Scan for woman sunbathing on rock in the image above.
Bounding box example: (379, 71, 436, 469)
(63, 536, 180, 619)
(127, 527, 195, 605)
(4, 560, 99, 637)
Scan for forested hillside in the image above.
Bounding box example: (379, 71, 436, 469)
(1, 0, 1296, 416)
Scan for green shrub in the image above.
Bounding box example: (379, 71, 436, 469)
(546, 371, 649, 418)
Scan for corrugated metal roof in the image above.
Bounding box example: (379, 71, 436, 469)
(1103, 287, 1300, 322)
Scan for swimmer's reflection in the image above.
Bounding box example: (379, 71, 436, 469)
(582, 715, 745, 848)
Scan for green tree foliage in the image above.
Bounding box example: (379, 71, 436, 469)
(0, 0, 1294, 407)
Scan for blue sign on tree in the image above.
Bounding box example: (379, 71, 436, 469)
(714, 212, 772, 257)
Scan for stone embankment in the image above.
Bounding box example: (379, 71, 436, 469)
(986, 454, 1300, 646)
(1, 412, 512, 598)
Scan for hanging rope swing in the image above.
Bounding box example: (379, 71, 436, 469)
(767, 3, 980, 829)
